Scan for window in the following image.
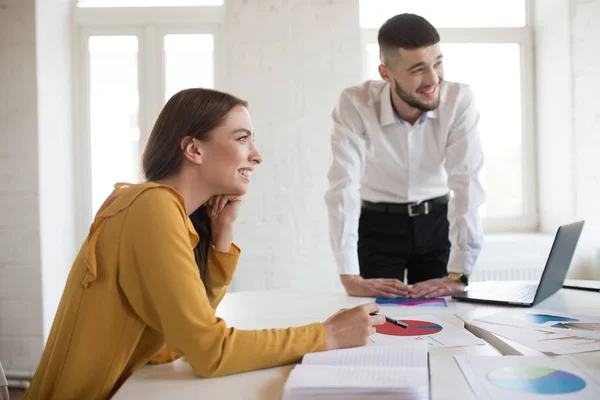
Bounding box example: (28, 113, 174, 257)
(82, 30, 215, 219)
(88, 36, 140, 214)
(77, 0, 223, 7)
(164, 34, 214, 101)
(361, 0, 535, 232)
(74, 4, 222, 240)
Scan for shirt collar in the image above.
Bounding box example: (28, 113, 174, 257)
(379, 83, 438, 127)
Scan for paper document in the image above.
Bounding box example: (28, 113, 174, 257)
(282, 342, 429, 400)
(469, 320, 600, 355)
(370, 314, 486, 348)
(376, 297, 447, 307)
(455, 355, 600, 400)
(476, 309, 600, 340)
(302, 342, 427, 368)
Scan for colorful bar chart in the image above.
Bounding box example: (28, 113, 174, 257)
(376, 297, 447, 307)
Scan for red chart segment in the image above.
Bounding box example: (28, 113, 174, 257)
(376, 320, 443, 336)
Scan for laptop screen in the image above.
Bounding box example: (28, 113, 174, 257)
(533, 221, 585, 305)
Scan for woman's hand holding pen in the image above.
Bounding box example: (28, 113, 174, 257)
(322, 303, 385, 350)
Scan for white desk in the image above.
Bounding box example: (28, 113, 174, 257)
(113, 288, 600, 400)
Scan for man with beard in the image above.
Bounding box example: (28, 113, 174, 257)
(326, 14, 485, 299)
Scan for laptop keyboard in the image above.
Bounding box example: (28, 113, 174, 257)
(470, 282, 538, 302)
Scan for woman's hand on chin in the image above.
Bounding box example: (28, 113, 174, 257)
(207, 195, 243, 251)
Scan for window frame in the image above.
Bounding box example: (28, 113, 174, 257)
(360, 1, 537, 233)
(73, 4, 223, 242)
(76, 0, 224, 7)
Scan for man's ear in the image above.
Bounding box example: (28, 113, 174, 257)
(181, 136, 203, 165)
(378, 64, 392, 84)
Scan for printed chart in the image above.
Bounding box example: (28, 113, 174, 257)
(519, 314, 579, 324)
(376, 297, 447, 307)
(476, 309, 600, 340)
(370, 315, 485, 348)
(486, 366, 586, 395)
(375, 320, 443, 336)
(468, 320, 600, 355)
(455, 356, 599, 400)
(552, 323, 600, 332)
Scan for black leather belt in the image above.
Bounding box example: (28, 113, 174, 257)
(361, 194, 450, 217)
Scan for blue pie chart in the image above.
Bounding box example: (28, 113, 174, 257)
(520, 313, 579, 324)
(487, 366, 586, 395)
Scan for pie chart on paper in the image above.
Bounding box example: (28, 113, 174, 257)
(519, 313, 579, 324)
(487, 366, 586, 395)
(375, 320, 442, 336)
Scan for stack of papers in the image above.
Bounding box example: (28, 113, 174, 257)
(471, 309, 600, 355)
(282, 342, 429, 400)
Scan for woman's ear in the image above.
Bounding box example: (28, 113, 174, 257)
(181, 136, 203, 165)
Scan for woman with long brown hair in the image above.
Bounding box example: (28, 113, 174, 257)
(24, 88, 384, 399)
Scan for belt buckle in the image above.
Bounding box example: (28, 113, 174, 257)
(408, 201, 430, 217)
(408, 203, 420, 217)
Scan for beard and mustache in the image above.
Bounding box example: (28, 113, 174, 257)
(393, 78, 441, 112)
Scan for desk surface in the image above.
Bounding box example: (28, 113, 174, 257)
(113, 288, 600, 400)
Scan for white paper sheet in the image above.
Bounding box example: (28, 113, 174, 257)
(302, 341, 428, 368)
(284, 365, 428, 391)
(470, 320, 600, 355)
(369, 314, 486, 348)
(282, 343, 430, 400)
(455, 355, 600, 400)
(475, 309, 600, 340)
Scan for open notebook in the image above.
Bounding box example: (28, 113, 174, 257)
(282, 342, 430, 400)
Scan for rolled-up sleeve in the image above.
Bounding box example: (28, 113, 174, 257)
(444, 86, 486, 275)
(325, 91, 367, 275)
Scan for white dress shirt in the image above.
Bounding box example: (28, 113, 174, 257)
(325, 80, 485, 276)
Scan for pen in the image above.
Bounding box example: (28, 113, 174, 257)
(370, 312, 408, 328)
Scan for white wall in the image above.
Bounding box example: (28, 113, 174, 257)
(224, 0, 361, 291)
(35, 0, 75, 340)
(0, 0, 74, 373)
(571, 0, 600, 278)
(0, 0, 44, 372)
(533, 0, 576, 232)
(532, 0, 600, 279)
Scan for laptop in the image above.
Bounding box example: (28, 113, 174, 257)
(452, 220, 585, 307)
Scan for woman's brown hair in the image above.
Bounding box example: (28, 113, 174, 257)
(142, 88, 247, 283)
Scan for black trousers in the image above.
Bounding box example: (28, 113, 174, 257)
(358, 201, 450, 284)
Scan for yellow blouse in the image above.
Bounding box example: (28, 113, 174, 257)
(24, 182, 326, 400)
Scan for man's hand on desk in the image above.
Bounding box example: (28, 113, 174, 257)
(340, 274, 411, 298)
(410, 277, 465, 298)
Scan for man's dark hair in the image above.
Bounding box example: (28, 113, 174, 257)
(378, 13, 440, 66)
